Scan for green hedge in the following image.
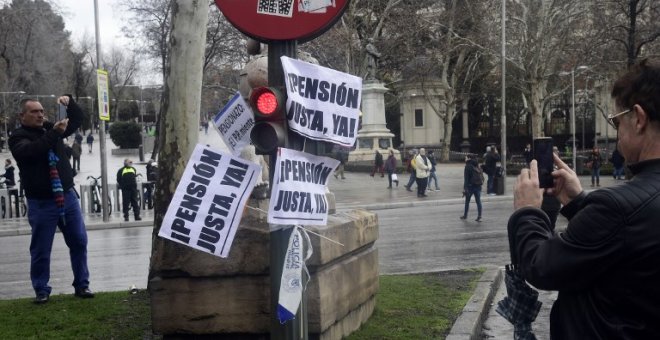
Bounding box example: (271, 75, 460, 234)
(108, 121, 142, 149)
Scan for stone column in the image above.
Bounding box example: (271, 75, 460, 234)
(349, 81, 399, 163)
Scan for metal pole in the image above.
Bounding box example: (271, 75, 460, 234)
(501, 0, 507, 187)
(582, 77, 586, 150)
(94, 0, 110, 222)
(2, 93, 6, 151)
(571, 70, 576, 170)
(268, 40, 307, 340)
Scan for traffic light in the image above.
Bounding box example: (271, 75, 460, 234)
(249, 86, 287, 154)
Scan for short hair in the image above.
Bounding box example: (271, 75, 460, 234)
(19, 98, 40, 113)
(611, 58, 660, 122)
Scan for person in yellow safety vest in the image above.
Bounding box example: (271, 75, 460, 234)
(116, 158, 141, 222)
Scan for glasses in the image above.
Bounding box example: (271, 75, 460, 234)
(607, 109, 632, 130)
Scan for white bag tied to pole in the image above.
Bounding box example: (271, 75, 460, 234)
(277, 225, 313, 324)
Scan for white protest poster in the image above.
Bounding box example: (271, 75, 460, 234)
(158, 144, 261, 258)
(268, 148, 339, 226)
(213, 92, 255, 156)
(281, 56, 362, 147)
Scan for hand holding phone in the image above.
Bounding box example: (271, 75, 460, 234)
(533, 137, 554, 188)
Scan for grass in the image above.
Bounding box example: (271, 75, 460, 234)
(0, 269, 483, 339)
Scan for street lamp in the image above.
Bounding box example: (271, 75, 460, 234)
(559, 65, 588, 170)
(0, 91, 26, 150)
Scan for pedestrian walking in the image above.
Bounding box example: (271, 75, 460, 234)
(507, 59, 660, 339)
(427, 150, 440, 191)
(74, 131, 83, 145)
(484, 146, 500, 195)
(404, 149, 418, 192)
(9, 95, 94, 304)
(2, 158, 16, 187)
(71, 141, 82, 172)
(609, 148, 625, 180)
(523, 143, 533, 166)
(460, 154, 483, 222)
(414, 148, 431, 197)
(370, 150, 384, 177)
(587, 147, 602, 187)
(117, 158, 142, 222)
(333, 147, 347, 180)
(86, 132, 94, 153)
(384, 149, 398, 188)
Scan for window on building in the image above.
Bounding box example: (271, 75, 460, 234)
(414, 109, 424, 127)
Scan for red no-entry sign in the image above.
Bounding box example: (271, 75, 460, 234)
(214, 0, 349, 42)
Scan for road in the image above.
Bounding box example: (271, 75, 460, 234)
(0, 198, 519, 300)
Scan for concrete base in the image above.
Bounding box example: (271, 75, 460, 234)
(149, 207, 379, 338)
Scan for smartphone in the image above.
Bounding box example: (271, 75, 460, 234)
(533, 137, 554, 188)
(57, 104, 67, 121)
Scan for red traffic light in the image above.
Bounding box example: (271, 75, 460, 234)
(250, 87, 284, 117)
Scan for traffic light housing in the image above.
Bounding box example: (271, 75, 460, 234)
(249, 86, 287, 154)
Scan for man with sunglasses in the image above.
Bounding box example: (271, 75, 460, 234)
(506, 59, 660, 339)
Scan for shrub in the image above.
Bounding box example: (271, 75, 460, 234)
(108, 121, 142, 148)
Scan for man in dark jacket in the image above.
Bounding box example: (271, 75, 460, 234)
(9, 95, 94, 304)
(508, 59, 660, 339)
(117, 158, 141, 222)
(484, 146, 500, 195)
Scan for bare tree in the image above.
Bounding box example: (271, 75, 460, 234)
(503, 0, 590, 138)
(0, 0, 74, 95)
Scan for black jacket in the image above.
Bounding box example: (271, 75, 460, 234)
(507, 158, 660, 339)
(117, 166, 138, 190)
(8, 95, 83, 199)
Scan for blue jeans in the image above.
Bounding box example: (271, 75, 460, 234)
(463, 186, 482, 218)
(486, 174, 494, 194)
(406, 171, 416, 188)
(428, 171, 439, 190)
(28, 190, 90, 295)
(591, 167, 601, 185)
(613, 166, 624, 179)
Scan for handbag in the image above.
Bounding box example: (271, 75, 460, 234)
(392, 173, 398, 181)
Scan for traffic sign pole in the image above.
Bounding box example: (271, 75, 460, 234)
(267, 40, 308, 340)
(213, 2, 351, 337)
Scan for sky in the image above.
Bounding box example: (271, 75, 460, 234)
(56, 0, 128, 49)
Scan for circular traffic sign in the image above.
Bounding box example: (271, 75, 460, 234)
(214, 0, 350, 42)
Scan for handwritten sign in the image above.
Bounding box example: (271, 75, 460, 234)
(213, 92, 255, 156)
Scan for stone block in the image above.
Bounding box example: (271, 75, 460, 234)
(308, 247, 379, 333)
(150, 275, 270, 334)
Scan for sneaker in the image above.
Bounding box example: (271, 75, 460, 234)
(75, 287, 95, 298)
(135, 217, 142, 221)
(124, 216, 129, 222)
(459, 215, 467, 220)
(405, 186, 412, 192)
(427, 188, 434, 192)
(34, 293, 49, 304)
(476, 216, 482, 222)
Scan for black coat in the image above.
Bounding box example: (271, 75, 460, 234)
(8, 95, 83, 199)
(507, 158, 660, 339)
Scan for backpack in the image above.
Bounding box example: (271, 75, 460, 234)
(470, 165, 484, 186)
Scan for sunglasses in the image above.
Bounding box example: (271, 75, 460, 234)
(607, 109, 632, 130)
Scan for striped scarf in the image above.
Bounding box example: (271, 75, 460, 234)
(47, 150, 66, 226)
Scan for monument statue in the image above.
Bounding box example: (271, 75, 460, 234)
(365, 38, 381, 81)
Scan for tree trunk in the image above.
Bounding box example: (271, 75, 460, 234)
(442, 111, 454, 162)
(150, 0, 208, 255)
(529, 80, 545, 138)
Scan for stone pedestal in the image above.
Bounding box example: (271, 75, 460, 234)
(349, 81, 399, 163)
(149, 205, 379, 339)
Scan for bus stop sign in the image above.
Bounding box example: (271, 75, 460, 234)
(214, 0, 349, 43)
